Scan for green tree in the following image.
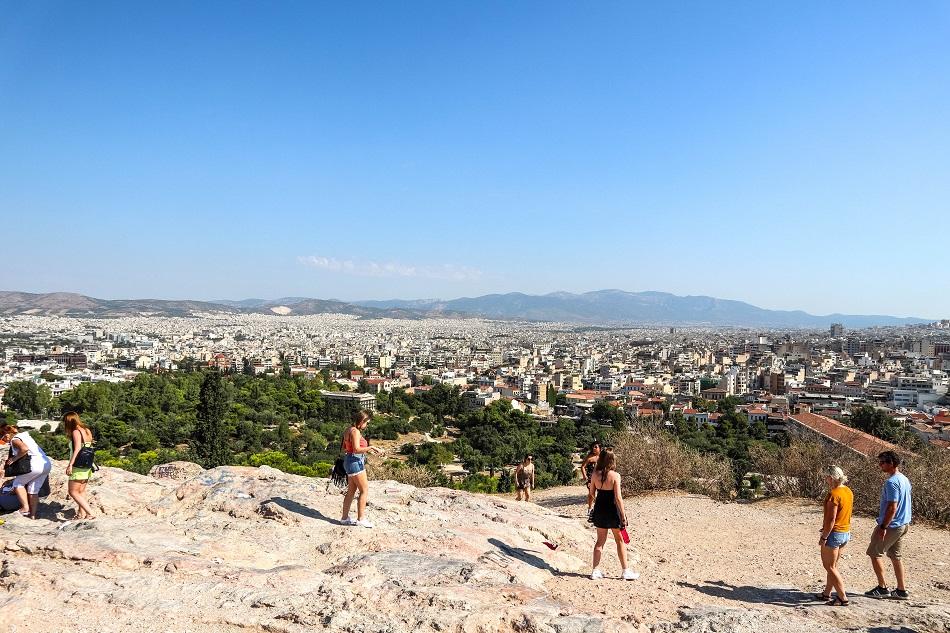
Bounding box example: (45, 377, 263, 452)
(3, 381, 52, 418)
(849, 405, 906, 443)
(192, 371, 231, 467)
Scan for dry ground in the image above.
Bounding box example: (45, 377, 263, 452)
(526, 485, 950, 631)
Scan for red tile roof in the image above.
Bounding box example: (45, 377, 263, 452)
(788, 412, 902, 458)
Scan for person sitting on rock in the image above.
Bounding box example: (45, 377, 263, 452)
(1, 423, 53, 519)
(340, 409, 382, 528)
(588, 448, 638, 581)
(0, 476, 51, 512)
(63, 412, 97, 520)
(816, 464, 853, 606)
(514, 455, 535, 502)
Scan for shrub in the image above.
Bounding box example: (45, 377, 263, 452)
(612, 428, 735, 501)
(454, 473, 497, 493)
(95, 448, 188, 475)
(751, 439, 950, 527)
(370, 460, 442, 488)
(245, 450, 325, 477)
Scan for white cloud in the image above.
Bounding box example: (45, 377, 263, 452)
(298, 255, 482, 281)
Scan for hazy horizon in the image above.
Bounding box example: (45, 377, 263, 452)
(0, 286, 939, 320)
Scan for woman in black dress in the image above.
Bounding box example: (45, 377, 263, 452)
(588, 448, 638, 580)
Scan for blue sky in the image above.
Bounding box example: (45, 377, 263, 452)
(1, 1, 948, 317)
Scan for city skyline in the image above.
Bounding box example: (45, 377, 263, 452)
(2, 2, 949, 315)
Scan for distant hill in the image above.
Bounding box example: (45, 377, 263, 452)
(0, 292, 423, 319)
(355, 289, 931, 328)
(0, 289, 931, 327)
(0, 291, 242, 317)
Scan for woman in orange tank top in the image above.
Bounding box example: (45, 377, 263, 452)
(817, 464, 853, 606)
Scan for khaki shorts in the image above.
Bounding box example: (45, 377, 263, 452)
(866, 524, 909, 559)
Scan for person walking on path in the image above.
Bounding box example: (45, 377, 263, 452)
(63, 412, 97, 520)
(865, 450, 912, 600)
(588, 448, 638, 581)
(816, 465, 853, 605)
(340, 409, 382, 528)
(1, 424, 53, 519)
(515, 455, 535, 501)
(581, 442, 601, 518)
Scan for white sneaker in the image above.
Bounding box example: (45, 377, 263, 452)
(590, 568, 604, 580)
(340, 517, 358, 526)
(622, 569, 640, 581)
(355, 519, 374, 528)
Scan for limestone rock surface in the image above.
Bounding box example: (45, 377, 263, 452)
(0, 464, 947, 633)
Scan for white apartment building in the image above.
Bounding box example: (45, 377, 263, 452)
(891, 389, 919, 408)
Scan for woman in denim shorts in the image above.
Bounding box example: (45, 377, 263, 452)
(340, 409, 382, 528)
(817, 465, 854, 606)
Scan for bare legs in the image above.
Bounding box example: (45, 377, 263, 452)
(613, 529, 628, 570)
(341, 471, 369, 521)
(27, 493, 39, 518)
(821, 545, 847, 600)
(893, 557, 906, 591)
(14, 486, 30, 515)
(68, 480, 96, 519)
(592, 528, 628, 572)
(873, 555, 907, 590)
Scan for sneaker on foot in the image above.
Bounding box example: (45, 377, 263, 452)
(891, 589, 909, 600)
(590, 568, 604, 580)
(865, 585, 890, 599)
(340, 517, 358, 526)
(355, 519, 374, 528)
(622, 569, 640, 581)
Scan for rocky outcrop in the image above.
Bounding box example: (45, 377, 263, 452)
(0, 464, 948, 633)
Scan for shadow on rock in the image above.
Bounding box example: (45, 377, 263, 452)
(678, 580, 815, 606)
(487, 537, 588, 579)
(37, 500, 68, 521)
(268, 497, 339, 524)
(532, 493, 585, 510)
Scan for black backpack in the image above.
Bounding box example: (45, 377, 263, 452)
(329, 457, 347, 490)
(73, 445, 96, 469)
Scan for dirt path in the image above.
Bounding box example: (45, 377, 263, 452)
(529, 485, 950, 632)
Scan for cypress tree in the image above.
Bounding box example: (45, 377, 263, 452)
(193, 371, 231, 467)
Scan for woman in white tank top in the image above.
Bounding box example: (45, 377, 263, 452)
(2, 424, 53, 518)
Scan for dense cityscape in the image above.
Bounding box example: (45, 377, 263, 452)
(3, 311, 949, 455)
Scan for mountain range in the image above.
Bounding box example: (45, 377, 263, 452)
(0, 289, 931, 328)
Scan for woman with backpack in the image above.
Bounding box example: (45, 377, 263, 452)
(1, 423, 53, 519)
(588, 448, 638, 581)
(340, 409, 382, 528)
(63, 412, 97, 520)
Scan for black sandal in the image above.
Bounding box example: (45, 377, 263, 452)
(814, 593, 832, 601)
(829, 596, 850, 606)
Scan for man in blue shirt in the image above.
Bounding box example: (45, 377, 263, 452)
(865, 450, 912, 600)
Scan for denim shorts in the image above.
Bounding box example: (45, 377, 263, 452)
(343, 453, 365, 476)
(825, 531, 851, 549)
